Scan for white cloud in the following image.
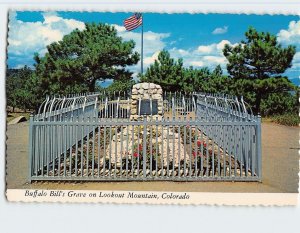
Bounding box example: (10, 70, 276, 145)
(277, 20, 300, 76)
(197, 45, 214, 54)
(212, 26, 228, 35)
(202, 55, 227, 64)
(292, 51, 300, 68)
(43, 12, 61, 24)
(112, 24, 170, 73)
(190, 61, 204, 67)
(144, 51, 160, 65)
(277, 20, 300, 46)
(197, 40, 232, 55)
(112, 24, 126, 33)
(113, 24, 170, 56)
(168, 40, 235, 70)
(8, 11, 85, 67)
(8, 13, 170, 72)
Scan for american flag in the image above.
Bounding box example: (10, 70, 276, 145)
(123, 13, 143, 31)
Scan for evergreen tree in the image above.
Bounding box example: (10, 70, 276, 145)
(34, 23, 139, 95)
(223, 27, 296, 114)
(140, 50, 184, 92)
(6, 66, 33, 112)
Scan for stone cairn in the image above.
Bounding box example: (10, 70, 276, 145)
(105, 82, 187, 167)
(130, 83, 163, 121)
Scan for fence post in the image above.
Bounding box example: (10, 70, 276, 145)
(256, 115, 262, 181)
(143, 118, 147, 179)
(27, 114, 34, 183)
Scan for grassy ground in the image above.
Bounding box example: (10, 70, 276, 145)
(263, 113, 299, 127)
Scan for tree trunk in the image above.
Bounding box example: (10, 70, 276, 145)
(255, 94, 262, 115)
(89, 79, 96, 92)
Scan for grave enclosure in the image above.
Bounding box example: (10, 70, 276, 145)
(28, 83, 262, 182)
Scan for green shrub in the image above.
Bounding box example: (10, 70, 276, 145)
(271, 113, 299, 126)
(260, 92, 297, 116)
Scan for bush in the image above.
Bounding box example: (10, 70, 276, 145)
(260, 92, 297, 116)
(270, 113, 299, 126)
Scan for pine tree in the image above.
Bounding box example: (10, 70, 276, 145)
(223, 27, 296, 113)
(34, 23, 139, 95)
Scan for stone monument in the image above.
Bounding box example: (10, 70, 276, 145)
(105, 82, 186, 168)
(130, 83, 163, 120)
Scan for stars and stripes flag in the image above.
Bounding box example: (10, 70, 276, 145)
(123, 13, 143, 31)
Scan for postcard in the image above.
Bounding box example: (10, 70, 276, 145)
(5, 9, 299, 205)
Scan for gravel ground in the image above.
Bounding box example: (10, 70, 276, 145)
(5, 122, 299, 193)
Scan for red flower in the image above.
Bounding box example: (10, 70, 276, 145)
(192, 151, 197, 157)
(138, 144, 143, 150)
(133, 152, 139, 158)
(193, 151, 204, 158)
(197, 140, 207, 147)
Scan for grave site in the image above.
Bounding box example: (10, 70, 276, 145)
(28, 83, 261, 182)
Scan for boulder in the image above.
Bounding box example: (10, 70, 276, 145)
(8, 116, 27, 125)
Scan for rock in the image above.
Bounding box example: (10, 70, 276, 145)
(8, 116, 27, 125)
(147, 89, 154, 94)
(152, 94, 161, 99)
(157, 89, 163, 95)
(149, 83, 155, 89)
(132, 89, 138, 95)
(134, 83, 141, 89)
(152, 138, 162, 144)
(131, 109, 137, 115)
(141, 83, 149, 89)
(143, 94, 150, 99)
(112, 135, 120, 142)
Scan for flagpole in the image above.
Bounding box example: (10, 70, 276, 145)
(141, 15, 144, 75)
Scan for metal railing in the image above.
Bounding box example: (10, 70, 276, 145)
(28, 91, 261, 182)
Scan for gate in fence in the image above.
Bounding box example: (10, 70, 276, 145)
(28, 83, 261, 182)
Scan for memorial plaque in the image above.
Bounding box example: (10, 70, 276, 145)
(138, 99, 158, 115)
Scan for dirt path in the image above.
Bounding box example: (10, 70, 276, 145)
(6, 122, 299, 193)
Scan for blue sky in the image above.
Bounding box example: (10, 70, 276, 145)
(7, 11, 300, 85)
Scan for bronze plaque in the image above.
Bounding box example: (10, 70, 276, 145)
(138, 99, 158, 115)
